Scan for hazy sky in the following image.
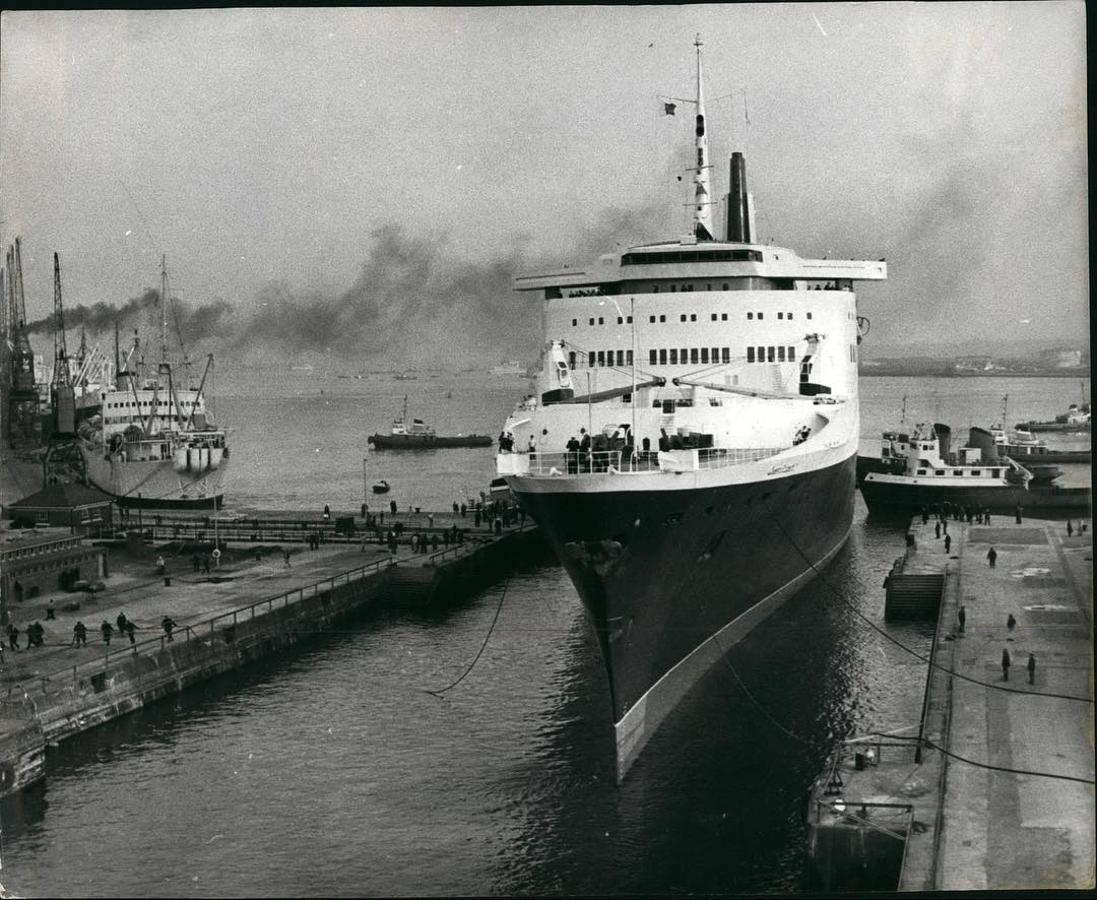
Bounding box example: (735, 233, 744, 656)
(0, 3, 1088, 361)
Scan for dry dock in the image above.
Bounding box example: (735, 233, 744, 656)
(809, 515, 1094, 890)
(0, 512, 545, 798)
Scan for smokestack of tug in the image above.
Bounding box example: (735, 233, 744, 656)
(726, 152, 752, 243)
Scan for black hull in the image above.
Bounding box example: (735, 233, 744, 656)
(514, 454, 856, 775)
(1001, 448, 1090, 465)
(368, 434, 493, 449)
(115, 493, 223, 511)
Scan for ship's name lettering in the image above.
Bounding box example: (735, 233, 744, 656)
(767, 463, 796, 476)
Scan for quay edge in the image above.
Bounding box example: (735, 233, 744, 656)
(0, 522, 546, 799)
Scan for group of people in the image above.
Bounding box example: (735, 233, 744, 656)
(6, 621, 46, 650)
(497, 431, 517, 452)
(921, 502, 993, 527)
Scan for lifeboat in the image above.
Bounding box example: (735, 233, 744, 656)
(173, 448, 188, 472)
(209, 447, 224, 469)
(371, 480, 391, 494)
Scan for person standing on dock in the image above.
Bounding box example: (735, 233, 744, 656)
(944, 534, 952, 554)
(1006, 613, 1017, 635)
(1001, 648, 1011, 681)
(7, 623, 19, 651)
(958, 605, 966, 633)
(1015, 505, 1023, 524)
(156, 555, 165, 576)
(1027, 653, 1036, 684)
(126, 621, 137, 645)
(935, 521, 941, 539)
(117, 612, 128, 637)
(72, 621, 87, 647)
(283, 549, 291, 567)
(101, 621, 114, 646)
(162, 617, 177, 641)
(1067, 520, 1074, 537)
(987, 547, 998, 568)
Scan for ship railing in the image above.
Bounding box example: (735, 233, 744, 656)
(513, 446, 787, 477)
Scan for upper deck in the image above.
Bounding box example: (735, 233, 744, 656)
(516, 239, 887, 295)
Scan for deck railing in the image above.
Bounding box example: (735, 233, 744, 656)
(514, 446, 786, 477)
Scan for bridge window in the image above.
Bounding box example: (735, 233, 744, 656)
(659, 349, 667, 365)
(571, 319, 577, 326)
(722, 282, 729, 290)
(690, 348, 699, 364)
(649, 349, 657, 365)
(616, 350, 625, 366)
(757, 312, 764, 320)
(778, 347, 786, 362)
(721, 313, 728, 321)
(935, 470, 945, 476)
(690, 313, 697, 321)
(596, 351, 605, 366)
(711, 313, 718, 321)
(778, 312, 784, 319)
(917, 469, 927, 475)
(617, 317, 623, 325)
(971, 470, 982, 476)
(626, 350, 633, 365)
(670, 349, 678, 364)
(588, 318, 594, 326)
(767, 346, 775, 362)
(649, 315, 656, 323)
(807, 312, 813, 319)
(659, 314, 666, 323)
(680, 347, 687, 363)
(788, 347, 796, 361)
(787, 312, 794, 319)
(748, 347, 755, 362)
(722, 348, 730, 363)
(680, 314, 687, 322)
(700, 348, 709, 364)
(598, 317, 604, 325)
(747, 312, 753, 320)
(952, 470, 964, 477)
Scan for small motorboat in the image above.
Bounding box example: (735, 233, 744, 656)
(371, 480, 391, 494)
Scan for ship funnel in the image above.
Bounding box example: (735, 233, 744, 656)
(967, 427, 999, 462)
(933, 423, 952, 460)
(726, 152, 752, 243)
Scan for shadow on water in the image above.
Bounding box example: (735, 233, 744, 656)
(489, 507, 932, 895)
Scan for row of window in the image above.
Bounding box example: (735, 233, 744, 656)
(746, 346, 798, 363)
(571, 310, 814, 327)
(106, 400, 199, 409)
(565, 346, 800, 368)
(0, 537, 83, 561)
(620, 249, 764, 265)
(915, 468, 1002, 477)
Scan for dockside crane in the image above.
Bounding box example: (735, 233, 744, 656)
(43, 251, 86, 485)
(4, 238, 42, 450)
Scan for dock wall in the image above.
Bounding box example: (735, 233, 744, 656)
(1, 526, 547, 798)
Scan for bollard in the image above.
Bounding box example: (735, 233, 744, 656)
(164, 576, 172, 587)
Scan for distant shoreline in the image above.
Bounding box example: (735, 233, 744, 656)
(861, 370, 1090, 379)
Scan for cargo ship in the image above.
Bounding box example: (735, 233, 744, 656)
(76, 258, 229, 509)
(496, 36, 887, 779)
(368, 396, 492, 449)
(857, 424, 1089, 514)
(990, 396, 1090, 464)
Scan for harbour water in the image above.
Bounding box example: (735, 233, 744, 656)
(0, 373, 1089, 896)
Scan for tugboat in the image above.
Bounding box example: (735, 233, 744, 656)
(990, 396, 1090, 464)
(496, 36, 887, 780)
(857, 423, 1088, 514)
(368, 396, 492, 449)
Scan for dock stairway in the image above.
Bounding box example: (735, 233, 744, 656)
(883, 557, 945, 620)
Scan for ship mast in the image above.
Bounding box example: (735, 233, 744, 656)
(691, 34, 714, 241)
(159, 254, 170, 365)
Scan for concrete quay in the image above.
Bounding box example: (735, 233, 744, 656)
(809, 515, 1094, 891)
(0, 516, 545, 799)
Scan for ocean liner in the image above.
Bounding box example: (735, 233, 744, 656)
(496, 37, 887, 779)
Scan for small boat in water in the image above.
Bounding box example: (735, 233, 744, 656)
(990, 396, 1090, 464)
(368, 396, 492, 449)
(371, 479, 391, 494)
(857, 423, 1088, 514)
(1016, 400, 1091, 433)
